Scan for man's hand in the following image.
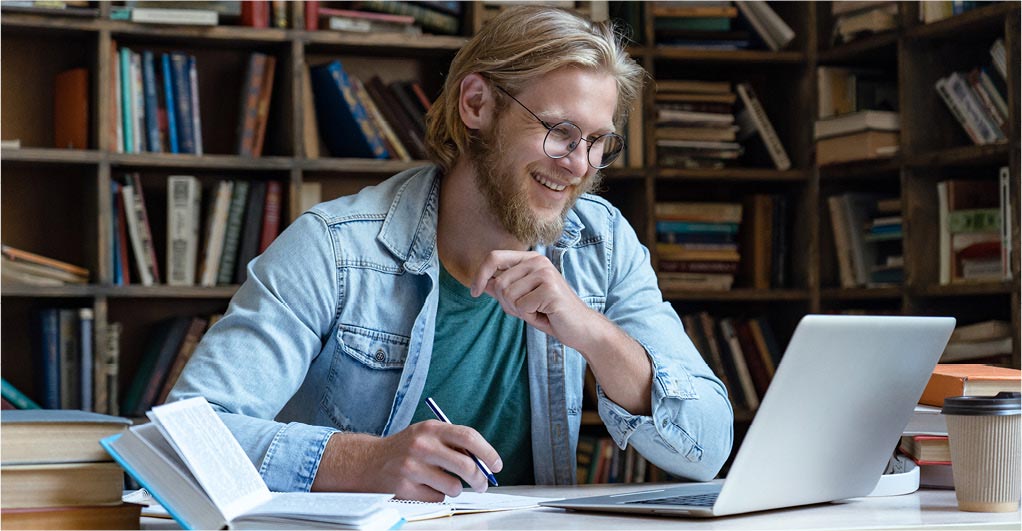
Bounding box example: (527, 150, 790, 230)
(312, 420, 502, 502)
(470, 250, 598, 351)
(470, 249, 653, 415)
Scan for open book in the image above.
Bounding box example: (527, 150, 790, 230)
(100, 397, 402, 530)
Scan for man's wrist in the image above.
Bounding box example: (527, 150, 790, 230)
(312, 432, 376, 492)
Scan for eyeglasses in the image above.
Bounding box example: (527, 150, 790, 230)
(494, 85, 624, 170)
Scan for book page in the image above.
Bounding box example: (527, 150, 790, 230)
(148, 397, 270, 521)
(389, 491, 559, 520)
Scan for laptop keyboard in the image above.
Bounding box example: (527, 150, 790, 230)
(625, 492, 719, 507)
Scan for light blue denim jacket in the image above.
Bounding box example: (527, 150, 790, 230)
(170, 165, 733, 491)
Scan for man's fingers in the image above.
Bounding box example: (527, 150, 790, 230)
(471, 250, 532, 297)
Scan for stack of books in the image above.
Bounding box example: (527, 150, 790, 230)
(655, 201, 742, 291)
(319, 7, 422, 35)
(937, 171, 1010, 285)
(654, 80, 740, 168)
(0, 410, 138, 530)
(940, 320, 1014, 364)
(830, 1, 898, 45)
(814, 66, 898, 165)
(0, 245, 89, 287)
(651, 1, 748, 50)
(935, 46, 1010, 146)
(355, 0, 461, 36)
(899, 405, 952, 489)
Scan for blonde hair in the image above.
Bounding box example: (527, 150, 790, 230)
(425, 6, 646, 174)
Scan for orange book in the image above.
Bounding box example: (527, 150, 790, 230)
(54, 67, 89, 149)
(918, 364, 1021, 407)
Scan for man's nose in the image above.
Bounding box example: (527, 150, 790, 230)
(556, 145, 590, 181)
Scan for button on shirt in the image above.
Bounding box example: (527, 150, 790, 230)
(169, 165, 734, 492)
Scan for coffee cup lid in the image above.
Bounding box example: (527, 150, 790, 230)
(942, 392, 1022, 416)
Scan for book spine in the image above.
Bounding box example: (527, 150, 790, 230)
(719, 317, 759, 410)
(241, 0, 270, 28)
(356, 0, 459, 34)
(736, 83, 791, 170)
(132, 173, 161, 283)
(234, 181, 267, 284)
(199, 180, 233, 287)
(104, 322, 122, 415)
(130, 8, 219, 25)
(142, 51, 163, 152)
(937, 181, 951, 284)
(53, 67, 89, 149)
(155, 317, 207, 405)
(111, 40, 123, 153)
(309, 62, 376, 158)
(947, 72, 1003, 143)
(189, 55, 203, 155)
(365, 75, 427, 159)
(334, 63, 388, 158)
(236, 53, 265, 156)
(252, 55, 276, 157)
(352, 76, 410, 160)
(161, 53, 179, 154)
(132, 51, 146, 154)
(119, 47, 134, 153)
(79, 308, 94, 411)
(999, 166, 1012, 280)
(305, 0, 320, 30)
(258, 180, 283, 253)
(121, 181, 154, 286)
(166, 176, 201, 286)
(1, 377, 41, 409)
(34, 308, 61, 409)
(217, 180, 251, 285)
(170, 53, 196, 154)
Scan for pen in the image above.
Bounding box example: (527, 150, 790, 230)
(424, 397, 499, 487)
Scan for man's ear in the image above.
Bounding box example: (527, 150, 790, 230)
(458, 73, 494, 131)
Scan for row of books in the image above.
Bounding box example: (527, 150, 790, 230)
(122, 314, 218, 418)
(655, 201, 741, 292)
(655, 80, 790, 171)
(919, 0, 998, 24)
(940, 319, 1014, 364)
(0, 244, 89, 287)
(830, 1, 898, 45)
(814, 63, 899, 166)
(680, 312, 783, 413)
(650, 1, 794, 52)
(937, 169, 1012, 285)
(26, 308, 108, 413)
(576, 436, 678, 485)
(112, 45, 204, 155)
(935, 42, 1010, 146)
(0, 409, 137, 528)
(310, 59, 431, 160)
(828, 193, 903, 288)
(112, 174, 283, 287)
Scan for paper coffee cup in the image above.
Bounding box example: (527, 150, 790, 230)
(942, 392, 1021, 512)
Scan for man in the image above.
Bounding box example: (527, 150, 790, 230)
(170, 6, 733, 502)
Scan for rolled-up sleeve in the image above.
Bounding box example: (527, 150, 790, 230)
(596, 209, 734, 482)
(168, 212, 340, 492)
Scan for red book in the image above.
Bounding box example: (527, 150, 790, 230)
(304, 0, 320, 30)
(241, 0, 270, 28)
(258, 180, 283, 253)
(54, 67, 89, 149)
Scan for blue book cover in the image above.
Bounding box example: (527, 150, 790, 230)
(79, 308, 94, 411)
(310, 60, 388, 159)
(111, 181, 123, 285)
(170, 52, 196, 154)
(119, 47, 134, 153)
(141, 51, 162, 152)
(1, 378, 41, 409)
(161, 53, 179, 153)
(32, 308, 60, 409)
(656, 220, 741, 234)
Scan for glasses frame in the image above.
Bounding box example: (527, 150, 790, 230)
(493, 85, 625, 170)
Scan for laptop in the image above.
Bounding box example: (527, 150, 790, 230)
(541, 314, 955, 517)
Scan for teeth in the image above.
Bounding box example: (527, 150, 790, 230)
(532, 173, 566, 191)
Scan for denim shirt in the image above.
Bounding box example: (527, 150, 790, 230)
(170, 165, 733, 492)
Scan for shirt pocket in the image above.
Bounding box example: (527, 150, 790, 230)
(322, 324, 410, 433)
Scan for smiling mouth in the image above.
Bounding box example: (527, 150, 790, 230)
(532, 172, 568, 192)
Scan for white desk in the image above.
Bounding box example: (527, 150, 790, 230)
(411, 484, 1020, 531)
(141, 484, 1020, 530)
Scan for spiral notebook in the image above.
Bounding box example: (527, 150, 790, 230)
(389, 491, 558, 522)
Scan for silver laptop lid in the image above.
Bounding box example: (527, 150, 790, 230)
(712, 314, 955, 516)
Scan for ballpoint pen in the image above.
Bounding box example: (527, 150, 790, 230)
(424, 397, 499, 487)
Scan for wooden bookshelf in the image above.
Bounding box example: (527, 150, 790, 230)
(1, 0, 1018, 483)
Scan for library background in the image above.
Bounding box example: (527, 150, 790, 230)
(0, 0, 1019, 491)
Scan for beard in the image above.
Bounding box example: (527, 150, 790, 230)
(467, 118, 603, 246)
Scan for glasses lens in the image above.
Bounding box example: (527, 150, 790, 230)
(543, 122, 583, 159)
(592, 133, 624, 169)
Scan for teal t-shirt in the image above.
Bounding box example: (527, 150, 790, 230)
(410, 264, 534, 485)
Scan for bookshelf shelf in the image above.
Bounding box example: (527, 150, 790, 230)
(298, 158, 428, 174)
(99, 285, 239, 299)
(107, 153, 295, 171)
(1, 148, 102, 165)
(303, 31, 467, 52)
(817, 32, 898, 65)
(655, 168, 809, 183)
(905, 144, 1012, 168)
(0, 12, 103, 32)
(906, 2, 1019, 41)
(820, 286, 903, 300)
(0, 284, 98, 298)
(108, 22, 291, 44)
(819, 158, 901, 180)
(914, 282, 1015, 298)
(659, 288, 811, 302)
(652, 47, 806, 64)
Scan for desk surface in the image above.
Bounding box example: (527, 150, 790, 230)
(412, 484, 1020, 531)
(141, 483, 1020, 531)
